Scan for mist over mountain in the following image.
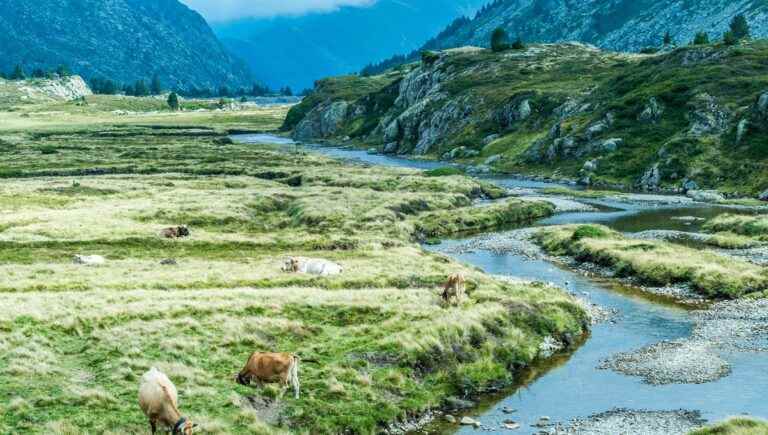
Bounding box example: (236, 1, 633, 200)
(0, 0, 251, 90)
(213, 0, 487, 92)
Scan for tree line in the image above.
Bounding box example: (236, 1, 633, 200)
(0, 64, 71, 80)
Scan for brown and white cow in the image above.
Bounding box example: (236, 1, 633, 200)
(138, 367, 196, 435)
(235, 352, 302, 399)
(441, 272, 466, 305)
(160, 226, 190, 239)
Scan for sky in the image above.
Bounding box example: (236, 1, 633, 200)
(180, 0, 377, 21)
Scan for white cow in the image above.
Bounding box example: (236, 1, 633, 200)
(282, 257, 343, 276)
(73, 254, 106, 265)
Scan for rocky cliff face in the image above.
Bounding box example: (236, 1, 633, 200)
(0, 0, 251, 90)
(0, 76, 92, 105)
(423, 0, 768, 54)
(285, 41, 768, 196)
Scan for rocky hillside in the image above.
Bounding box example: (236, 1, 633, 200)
(0, 76, 92, 106)
(0, 0, 250, 90)
(372, 0, 768, 69)
(283, 41, 768, 197)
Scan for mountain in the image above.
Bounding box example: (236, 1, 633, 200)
(212, 0, 488, 92)
(283, 41, 768, 197)
(368, 0, 768, 72)
(0, 0, 251, 90)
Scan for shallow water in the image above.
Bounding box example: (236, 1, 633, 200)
(233, 134, 768, 432)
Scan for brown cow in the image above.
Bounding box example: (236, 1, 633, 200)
(160, 226, 190, 239)
(235, 352, 302, 399)
(441, 272, 466, 305)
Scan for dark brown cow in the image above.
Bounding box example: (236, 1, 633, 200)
(160, 226, 190, 239)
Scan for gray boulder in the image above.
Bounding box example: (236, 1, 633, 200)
(599, 138, 624, 152)
(484, 154, 503, 165)
(682, 179, 699, 192)
(582, 159, 599, 172)
(482, 134, 500, 145)
(383, 142, 398, 154)
(687, 190, 725, 203)
(759, 189, 768, 201)
(737, 119, 749, 144)
(688, 93, 730, 136)
(638, 163, 661, 191)
(639, 97, 664, 123)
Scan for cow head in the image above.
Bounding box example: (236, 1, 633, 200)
(235, 372, 251, 386)
(282, 257, 299, 272)
(177, 226, 190, 237)
(172, 418, 197, 435)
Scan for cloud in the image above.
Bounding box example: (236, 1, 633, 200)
(181, 0, 378, 21)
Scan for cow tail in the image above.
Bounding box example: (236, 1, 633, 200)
(290, 356, 300, 399)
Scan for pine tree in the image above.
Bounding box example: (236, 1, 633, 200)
(663, 31, 673, 45)
(281, 86, 293, 96)
(491, 27, 509, 52)
(511, 36, 526, 50)
(56, 64, 70, 77)
(134, 79, 148, 96)
(11, 64, 26, 80)
(693, 32, 709, 45)
(150, 74, 162, 95)
(167, 92, 180, 111)
(730, 14, 750, 40)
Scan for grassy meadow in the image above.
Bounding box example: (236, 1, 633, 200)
(0, 96, 588, 433)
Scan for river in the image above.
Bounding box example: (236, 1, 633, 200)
(233, 133, 768, 433)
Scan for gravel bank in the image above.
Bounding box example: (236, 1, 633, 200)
(555, 408, 706, 435)
(692, 298, 768, 352)
(441, 228, 543, 257)
(598, 340, 731, 385)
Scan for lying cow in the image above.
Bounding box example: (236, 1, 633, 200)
(441, 272, 466, 305)
(138, 367, 196, 435)
(73, 254, 106, 265)
(281, 257, 343, 276)
(235, 352, 302, 399)
(160, 226, 190, 239)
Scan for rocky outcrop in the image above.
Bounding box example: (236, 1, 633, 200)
(638, 163, 661, 191)
(497, 95, 532, 128)
(294, 100, 349, 140)
(639, 97, 664, 123)
(688, 93, 730, 136)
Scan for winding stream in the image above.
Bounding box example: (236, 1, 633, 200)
(234, 134, 768, 433)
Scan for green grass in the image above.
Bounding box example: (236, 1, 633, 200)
(689, 417, 768, 434)
(536, 224, 768, 298)
(414, 199, 554, 238)
(704, 214, 768, 239)
(0, 101, 587, 434)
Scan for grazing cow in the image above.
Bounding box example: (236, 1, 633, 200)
(160, 226, 190, 239)
(281, 257, 343, 276)
(441, 272, 466, 304)
(138, 367, 196, 435)
(73, 254, 106, 265)
(235, 352, 302, 399)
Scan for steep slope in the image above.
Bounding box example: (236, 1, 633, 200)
(0, 76, 91, 106)
(213, 0, 487, 91)
(367, 0, 768, 73)
(284, 41, 768, 197)
(0, 0, 251, 89)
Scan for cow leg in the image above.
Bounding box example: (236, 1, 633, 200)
(149, 419, 157, 435)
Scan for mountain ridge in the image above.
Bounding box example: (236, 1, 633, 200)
(0, 0, 251, 90)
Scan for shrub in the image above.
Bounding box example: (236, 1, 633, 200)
(424, 167, 463, 177)
(571, 225, 609, 241)
(723, 31, 738, 46)
(511, 37, 526, 50)
(693, 31, 710, 45)
(421, 51, 440, 66)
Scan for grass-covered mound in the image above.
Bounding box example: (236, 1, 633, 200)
(0, 105, 587, 433)
(689, 417, 768, 434)
(704, 214, 768, 240)
(415, 198, 554, 238)
(536, 225, 768, 298)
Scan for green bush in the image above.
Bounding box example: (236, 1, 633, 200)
(424, 167, 463, 177)
(571, 225, 609, 241)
